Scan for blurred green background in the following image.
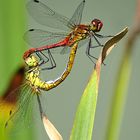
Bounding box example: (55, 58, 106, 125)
(0, 0, 139, 140)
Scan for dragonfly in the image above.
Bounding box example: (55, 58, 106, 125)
(0, 42, 78, 129)
(24, 0, 112, 69)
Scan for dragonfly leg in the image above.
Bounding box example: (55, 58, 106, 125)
(90, 35, 104, 48)
(37, 94, 43, 117)
(36, 52, 49, 66)
(43, 49, 56, 70)
(40, 50, 56, 71)
(86, 38, 98, 65)
(93, 34, 103, 46)
(86, 38, 106, 66)
(91, 34, 104, 48)
(90, 44, 104, 48)
(94, 33, 114, 38)
(35, 50, 56, 70)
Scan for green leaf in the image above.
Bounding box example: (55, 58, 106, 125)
(70, 27, 128, 140)
(0, 0, 35, 140)
(70, 70, 98, 140)
(0, 0, 26, 95)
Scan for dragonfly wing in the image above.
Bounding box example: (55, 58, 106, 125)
(50, 37, 89, 55)
(12, 85, 34, 128)
(41, 46, 70, 54)
(54, 38, 88, 55)
(77, 37, 89, 49)
(0, 83, 35, 130)
(27, 0, 74, 31)
(60, 46, 71, 54)
(24, 29, 67, 48)
(68, 0, 85, 27)
(59, 38, 89, 55)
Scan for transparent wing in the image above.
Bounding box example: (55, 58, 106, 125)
(24, 29, 90, 56)
(60, 46, 71, 54)
(59, 38, 89, 54)
(27, 0, 74, 31)
(49, 45, 70, 54)
(68, 0, 85, 27)
(48, 38, 89, 55)
(24, 29, 67, 48)
(11, 83, 34, 125)
(0, 82, 35, 133)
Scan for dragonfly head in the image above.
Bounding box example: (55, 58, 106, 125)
(90, 19, 103, 32)
(25, 55, 39, 67)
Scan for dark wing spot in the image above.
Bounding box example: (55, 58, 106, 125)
(34, 0, 39, 3)
(9, 110, 12, 115)
(29, 29, 34, 31)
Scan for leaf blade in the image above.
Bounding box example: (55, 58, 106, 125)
(70, 27, 128, 140)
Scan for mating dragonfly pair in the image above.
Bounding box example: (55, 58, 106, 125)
(1, 0, 113, 129)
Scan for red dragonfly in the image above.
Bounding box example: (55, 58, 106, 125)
(24, 0, 112, 69)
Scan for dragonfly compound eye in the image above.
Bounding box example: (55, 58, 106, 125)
(91, 19, 103, 32)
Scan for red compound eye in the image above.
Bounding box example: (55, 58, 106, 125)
(92, 21, 97, 26)
(98, 22, 103, 31)
(91, 19, 103, 31)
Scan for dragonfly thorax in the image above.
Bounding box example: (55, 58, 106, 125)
(67, 25, 89, 45)
(25, 66, 42, 93)
(90, 19, 103, 32)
